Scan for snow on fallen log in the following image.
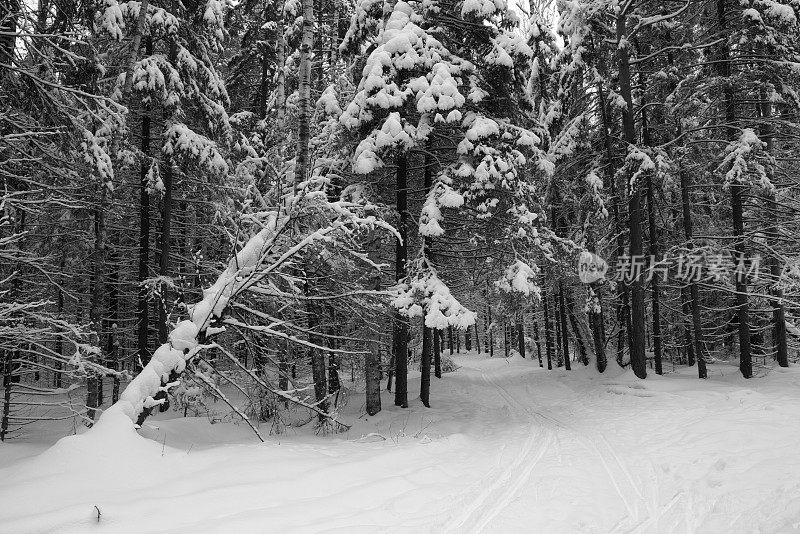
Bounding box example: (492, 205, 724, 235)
(94, 213, 281, 431)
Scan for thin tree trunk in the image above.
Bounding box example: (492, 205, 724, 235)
(760, 96, 788, 367)
(108, 254, 121, 403)
(642, 108, 662, 375)
(532, 307, 543, 367)
(486, 281, 493, 357)
(677, 128, 705, 375)
(420, 320, 432, 407)
(448, 325, 454, 355)
(87, 182, 106, 421)
(616, 12, 646, 378)
(543, 293, 554, 369)
(365, 347, 381, 415)
(717, 0, 751, 378)
(517, 315, 526, 359)
(137, 37, 153, 369)
(559, 283, 571, 370)
(305, 285, 328, 421)
(596, 79, 628, 370)
(393, 154, 409, 407)
(294, 0, 314, 190)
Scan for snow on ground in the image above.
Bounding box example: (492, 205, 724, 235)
(2, 352, 800, 533)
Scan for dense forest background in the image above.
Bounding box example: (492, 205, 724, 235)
(2, 0, 800, 438)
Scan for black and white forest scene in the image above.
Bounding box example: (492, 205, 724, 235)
(2, 0, 800, 532)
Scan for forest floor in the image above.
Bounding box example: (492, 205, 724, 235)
(1, 352, 800, 533)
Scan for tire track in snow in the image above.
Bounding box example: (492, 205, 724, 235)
(442, 371, 555, 534)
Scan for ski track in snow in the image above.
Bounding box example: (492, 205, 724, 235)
(442, 370, 554, 534)
(2, 352, 800, 533)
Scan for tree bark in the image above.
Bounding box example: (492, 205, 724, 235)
(642, 108, 663, 375)
(616, 12, 646, 378)
(294, 0, 314, 190)
(137, 37, 153, 369)
(393, 153, 409, 407)
(559, 283, 571, 371)
(543, 293, 553, 370)
(716, 0, 751, 378)
(759, 95, 788, 367)
(365, 348, 381, 415)
(420, 321, 432, 407)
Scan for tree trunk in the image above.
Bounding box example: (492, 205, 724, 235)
(305, 289, 328, 421)
(503, 321, 509, 358)
(87, 182, 106, 421)
(393, 153, 409, 407)
(448, 325, 454, 355)
(420, 321, 432, 407)
(559, 283, 571, 370)
(717, 0, 751, 378)
(642, 108, 663, 375)
(760, 96, 788, 367)
(108, 254, 121, 403)
(365, 348, 381, 415)
(158, 39, 177, 345)
(137, 37, 154, 369)
(616, 12, 646, 379)
(532, 307, 543, 367)
(677, 131, 706, 377)
(596, 79, 628, 371)
(486, 281, 493, 357)
(543, 293, 553, 370)
(517, 315, 525, 359)
(475, 322, 481, 354)
(294, 0, 314, 190)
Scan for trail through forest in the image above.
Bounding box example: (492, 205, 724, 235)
(1, 353, 800, 533)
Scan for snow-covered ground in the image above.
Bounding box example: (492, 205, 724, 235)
(2, 352, 800, 533)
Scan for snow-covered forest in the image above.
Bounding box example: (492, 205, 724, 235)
(2, 0, 800, 531)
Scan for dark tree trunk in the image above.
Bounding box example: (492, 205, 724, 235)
(596, 79, 629, 370)
(137, 38, 153, 369)
(717, 0, 751, 378)
(1, 350, 12, 441)
(642, 108, 663, 375)
(365, 348, 381, 416)
(532, 308, 543, 367)
(465, 327, 472, 351)
(678, 142, 705, 377)
(158, 39, 177, 345)
(517, 315, 525, 359)
(565, 290, 588, 366)
(108, 255, 121, 403)
(486, 281, 493, 357)
(393, 153, 409, 407)
(305, 292, 328, 421)
(87, 183, 106, 421)
(617, 13, 646, 379)
(448, 325, 454, 356)
(420, 322, 432, 407)
(434, 330, 442, 379)
(559, 284, 571, 371)
(760, 96, 788, 367)
(543, 293, 554, 370)
(434, 328, 442, 378)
